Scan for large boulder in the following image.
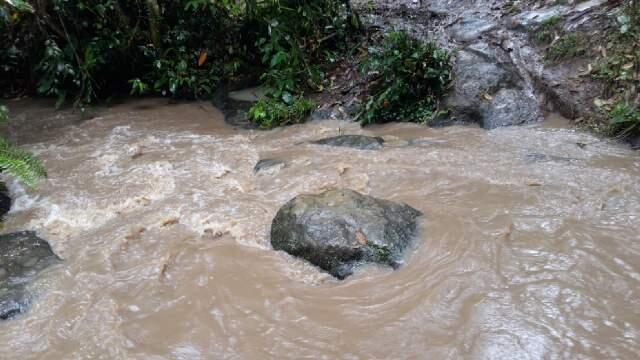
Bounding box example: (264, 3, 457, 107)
(0, 231, 61, 320)
(445, 42, 541, 129)
(270, 189, 422, 279)
(312, 135, 384, 150)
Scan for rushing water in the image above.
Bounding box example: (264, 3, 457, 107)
(1, 99, 639, 359)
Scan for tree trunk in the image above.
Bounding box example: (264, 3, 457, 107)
(145, 0, 161, 48)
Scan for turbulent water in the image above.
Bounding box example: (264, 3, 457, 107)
(1, 99, 639, 359)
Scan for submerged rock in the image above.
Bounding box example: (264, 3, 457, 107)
(312, 135, 385, 150)
(524, 152, 578, 164)
(270, 189, 422, 279)
(0, 231, 61, 320)
(254, 159, 286, 174)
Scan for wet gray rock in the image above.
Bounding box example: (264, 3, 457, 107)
(446, 42, 541, 129)
(0, 231, 61, 320)
(270, 189, 422, 279)
(312, 135, 385, 150)
(450, 17, 496, 42)
(0, 184, 10, 219)
(254, 159, 286, 174)
(511, 5, 568, 31)
(481, 88, 541, 129)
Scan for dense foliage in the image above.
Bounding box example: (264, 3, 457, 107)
(1, 0, 244, 107)
(1, 0, 358, 127)
(0, 106, 47, 188)
(360, 31, 452, 125)
(247, 0, 358, 128)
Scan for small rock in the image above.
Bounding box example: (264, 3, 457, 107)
(312, 135, 385, 150)
(254, 159, 286, 174)
(0, 231, 61, 320)
(270, 189, 422, 279)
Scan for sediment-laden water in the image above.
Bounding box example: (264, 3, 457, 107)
(1, 99, 639, 359)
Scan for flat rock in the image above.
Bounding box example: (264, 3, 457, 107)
(450, 17, 496, 42)
(227, 87, 268, 103)
(511, 5, 568, 30)
(312, 135, 385, 150)
(270, 189, 422, 279)
(0, 231, 61, 320)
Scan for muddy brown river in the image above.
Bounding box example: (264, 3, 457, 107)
(1, 99, 639, 359)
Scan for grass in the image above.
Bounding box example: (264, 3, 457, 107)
(546, 33, 587, 62)
(533, 16, 562, 44)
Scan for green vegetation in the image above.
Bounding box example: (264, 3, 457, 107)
(368, 242, 391, 262)
(545, 33, 586, 62)
(533, 16, 562, 44)
(530, 15, 586, 62)
(591, 0, 640, 138)
(360, 31, 452, 125)
(1, 0, 358, 127)
(247, 0, 358, 128)
(1, 0, 242, 107)
(0, 106, 47, 188)
(248, 97, 315, 129)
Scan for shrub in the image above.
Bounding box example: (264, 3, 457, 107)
(608, 102, 640, 136)
(131, 1, 239, 99)
(1, 0, 241, 105)
(360, 31, 452, 125)
(248, 97, 315, 129)
(254, 0, 359, 102)
(0, 106, 47, 188)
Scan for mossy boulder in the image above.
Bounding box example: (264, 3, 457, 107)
(270, 189, 422, 279)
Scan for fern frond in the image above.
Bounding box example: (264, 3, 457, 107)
(0, 137, 47, 188)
